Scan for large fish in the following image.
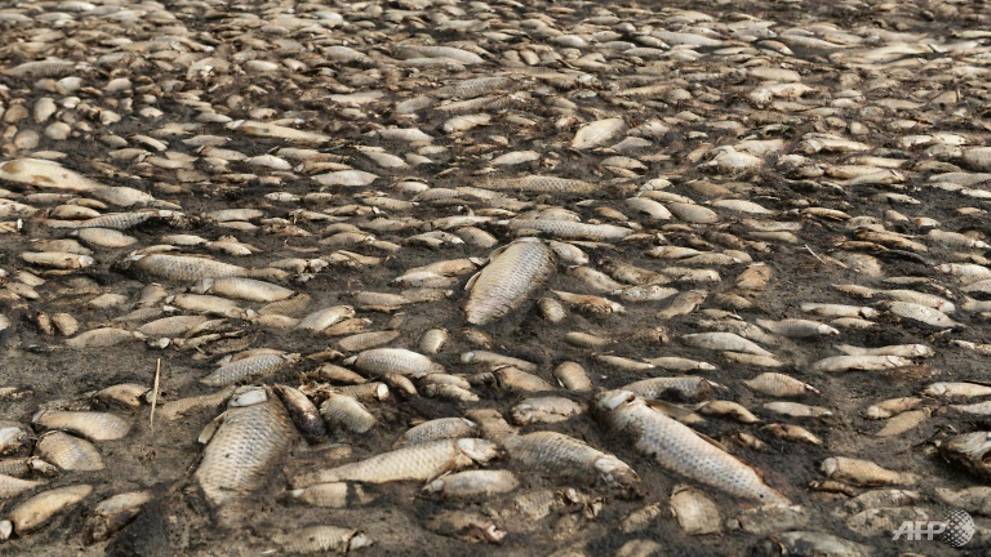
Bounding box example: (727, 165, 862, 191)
(195, 388, 297, 505)
(464, 238, 555, 325)
(292, 438, 499, 487)
(596, 390, 788, 505)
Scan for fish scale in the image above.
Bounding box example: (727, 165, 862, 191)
(195, 395, 297, 506)
(3, 0, 991, 552)
(464, 238, 556, 324)
(292, 438, 498, 487)
(598, 391, 789, 505)
(126, 253, 248, 282)
(503, 431, 639, 490)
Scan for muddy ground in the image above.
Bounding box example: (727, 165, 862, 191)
(2, 0, 991, 555)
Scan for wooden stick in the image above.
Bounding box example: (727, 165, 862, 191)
(150, 358, 161, 433)
(805, 244, 847, 269)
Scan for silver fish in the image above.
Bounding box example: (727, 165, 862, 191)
(464, 238, 556, 325)
(597, 390, 788, 505)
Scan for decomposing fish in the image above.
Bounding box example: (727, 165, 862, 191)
(597, 391, 788, 505)
(195, 389, 297, 505)
(464, 238, 556, 325)
(292, 439, 499, 487)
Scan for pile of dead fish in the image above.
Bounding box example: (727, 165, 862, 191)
(1, 0, 991, 555)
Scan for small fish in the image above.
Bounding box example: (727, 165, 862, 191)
(424, 470, 519, 498)
(201, 352, 296, 386)
(36, 431, 104, 471)
(350, 348, 443, 377)
(85, 490, 153, 543)
(503, 431, 639, 492)
(32, 410, 131, 442)
(292, 438, 499, 487)
(9, 484, 92, 534)
(273, 385, 326, 443)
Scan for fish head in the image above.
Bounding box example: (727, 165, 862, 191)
(820, 324, 841, 336)
(943, 431, 991, 462)
(595, 389, 636, 414)
(191, 278, 214, 294)
(593, 456, 641, 492)
(111, 252, 145, 272)
(456, 438, 500, 463)
(230, 386, 268, 407)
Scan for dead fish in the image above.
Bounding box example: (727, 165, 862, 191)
(885, 301, 962, 328)
(84, 490, 153, 543)
(122, 253, 247, 282)
(32, 410, 130, 442)
(268, 525, 370, 554)
(820, 457, 917, 486)
(20, 251, 94, 269)
(65, 327, 137, 349)
(320, 394, 376, 434)
(289, 482, 374, 509)
(0, 474, 45, 500)
(923, 382, 991, 399)
(836, 344, 933, 358)
(273, 385, 326, 443)
(9, 484, 92, 534)
(553, 362, 593, 392)
(743, 373, 819, 398)
(193, 277, 293, 302)
(483, 176, 598, 195)
(419, 328, 449, 354)
(764, 402, 832, 419)
(0, 422, 29, 456)
(504, 219, 634, 241)
(510, 397, 585, 425)
(425, 509, 506, 544)
(811, 355, 911, 373)
(503, 431, 639, 492)
(699, 400, 761, 424)
(681, 332, 773, 356)
(773, 531, 871, 557)
(424, 470, 519, 498)
(756, 319, 839, 338)
(940, 431, 991, 481)
(464, 238, 556, 325)
(572, 118, 626, 150)
(35, 431, 104, 471)
(195, 390, 297, 505)
(670, 484, 721, 535)
(621, 376, 717, 402)
(201, 352, 296, 386)
(597, 391, 788, 505)
(295, 305, 356, 332)
(935, 486, 991, 517)
(292, 438, 499, 487)
(350, 348, 443, 377)
(864, 397, 922, 420)
(395, 418, 477, 447)
(158, 387, 235, 421)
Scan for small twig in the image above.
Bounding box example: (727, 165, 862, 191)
(804, 243, 848, 269)
(149, 358, 161, 433)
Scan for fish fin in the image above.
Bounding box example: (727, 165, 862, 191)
(197, 411, 227, 444)
(835, 344, 864, 356)
(693, 430, 730, 452)
(644, 399, 693, 420)
(463, 271, 481, 291)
